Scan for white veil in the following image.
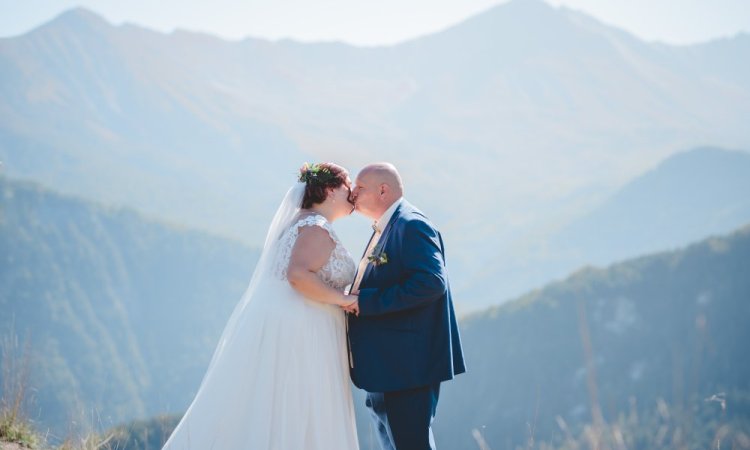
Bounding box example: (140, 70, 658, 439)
(202, 182, 305, 372)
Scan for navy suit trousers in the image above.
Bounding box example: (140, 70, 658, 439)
(365, 383, 441, 450)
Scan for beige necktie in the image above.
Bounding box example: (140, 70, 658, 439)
(350, 226, 381, 294)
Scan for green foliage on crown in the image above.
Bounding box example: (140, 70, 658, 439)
(298, 162, 336, 184)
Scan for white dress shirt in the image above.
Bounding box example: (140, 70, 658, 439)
(373, 197, 403, 233)
(350, 197, 403, 294)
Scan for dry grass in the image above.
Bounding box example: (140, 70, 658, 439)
(55, 433, 115, 450)
(1, 329, 37, 449)
(1, 328, 116, 450)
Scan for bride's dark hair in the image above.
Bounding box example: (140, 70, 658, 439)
(298, 162, 349, 209)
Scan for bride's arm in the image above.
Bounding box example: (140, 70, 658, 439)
(287, 225, 358, 307)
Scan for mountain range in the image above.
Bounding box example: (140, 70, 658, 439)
(2, 3, 750, 445)
(0, 176, 259, 439)
(434, 221, 750, 448)
(464, 146, 750, 309)
(61, 215, 750, 450)
(1, 0, 749, 310)
(2, 174, 748, 446)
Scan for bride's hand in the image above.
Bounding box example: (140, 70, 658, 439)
(340, 294, 357, 306)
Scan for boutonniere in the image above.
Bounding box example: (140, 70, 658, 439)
(367, 251, 388, 266)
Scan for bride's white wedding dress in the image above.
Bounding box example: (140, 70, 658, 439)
(163, 184, 359, 449)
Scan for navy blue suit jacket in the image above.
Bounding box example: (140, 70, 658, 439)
(348, 200, 466, 393)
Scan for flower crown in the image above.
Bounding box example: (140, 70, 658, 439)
(298, 163, 337, 185)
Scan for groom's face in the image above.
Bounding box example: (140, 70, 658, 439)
(351, 173, 383, 220)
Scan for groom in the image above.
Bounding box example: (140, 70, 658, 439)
(346, 162, 465, 450)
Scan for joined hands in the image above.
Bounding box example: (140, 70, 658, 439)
(341, 294, 359, 316)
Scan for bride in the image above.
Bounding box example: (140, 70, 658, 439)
(162, 162, 360, 449)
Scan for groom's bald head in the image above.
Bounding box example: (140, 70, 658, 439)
(359, 163, 403, 196)
(352, 162, 404, 219)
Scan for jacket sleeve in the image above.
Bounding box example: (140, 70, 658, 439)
(357, 218, 447, 317)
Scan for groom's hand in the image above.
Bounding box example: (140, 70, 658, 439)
(343, 300, 359, 316)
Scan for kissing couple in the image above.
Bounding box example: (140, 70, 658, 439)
(162, 162, 465, 450)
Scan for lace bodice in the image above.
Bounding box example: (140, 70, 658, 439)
(274, 214, 356, 291)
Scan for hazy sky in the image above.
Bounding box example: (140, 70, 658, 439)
(1, 0, 749, 45)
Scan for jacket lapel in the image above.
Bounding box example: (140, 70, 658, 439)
(361, 201, 405, 286)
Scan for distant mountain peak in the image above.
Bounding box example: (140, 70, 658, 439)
(31, 7, 111, 36)
(489, 0, 553, 11)
(402, 0, 568, 48)
(55, 7, 108, 24)
(406, 0, 636, 52)
(654, 146, 750, 172)
(503, 0, 555, 11)
(461, 0, 560, 25)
